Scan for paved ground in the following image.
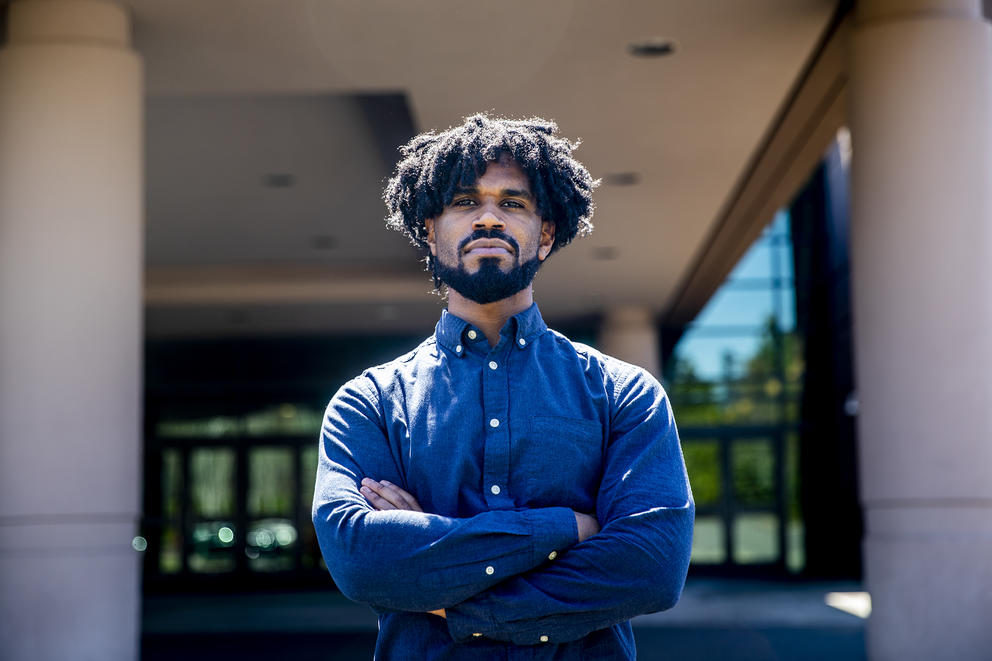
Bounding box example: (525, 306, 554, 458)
(142, 578, 867, 660)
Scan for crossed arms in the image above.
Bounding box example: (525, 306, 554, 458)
(359, 477, 601, 619)
(311, 372, 694, 645)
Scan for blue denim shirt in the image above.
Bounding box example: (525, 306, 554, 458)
(312, 303, 693, 659)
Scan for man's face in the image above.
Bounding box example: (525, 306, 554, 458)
(425, 157, 555, 304)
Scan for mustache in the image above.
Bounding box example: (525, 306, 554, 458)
(457, 229, 520, 254)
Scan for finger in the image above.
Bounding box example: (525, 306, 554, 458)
(361, 478, 424, 512)
(361, 478, 418, 511)
(362, 478, 409, 510)
(379, 480, 424, 512)
(360, 484, 396, 510)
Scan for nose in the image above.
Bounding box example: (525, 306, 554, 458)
(473, 206, 505, 231)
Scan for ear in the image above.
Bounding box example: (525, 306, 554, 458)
(538, 219, 555, 261)
(425, 218, 437, 256)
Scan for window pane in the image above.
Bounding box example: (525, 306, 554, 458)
(300, 446, 320, 570)
(189, 448, 235, 518)
(158, 415, 242, 440)
(248, 447, 294, 517)
(156, 403, 324, 439)
(244, 403, 323, 437)
(729, 242, 775, 281)
(188, 520, 236, 573)
(732, 439, 775, 506)
(247, 447, 297, 573)
(778, 286, 797, 332)
(247, 517, 297, 572)
(159, 523, 182, 574)
(732, 513, 779, 564)
(681, 440, 721, 507)
(300, 445, 318, 510)
(691, 515, 725, 564)
(188, 448, 237, 573)
(671, 335, 763, 382)
(691, 287, 777, 330)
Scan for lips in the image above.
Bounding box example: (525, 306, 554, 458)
(463, 239, 514, 256)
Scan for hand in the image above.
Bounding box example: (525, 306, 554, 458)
(359, 480, 441, 618)
(574, 511, 600, 542)
(360, 478, 424, 512)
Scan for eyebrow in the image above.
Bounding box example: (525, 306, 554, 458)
(453, 186, 533, 200)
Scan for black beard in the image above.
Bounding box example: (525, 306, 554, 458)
(434, 252, 543, 305)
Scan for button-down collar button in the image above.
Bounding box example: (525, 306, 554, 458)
(467, 329, 478, 340)
(472, 633, 483, 638)
(518, 338, 527, 347)
(455, 344, 463, 354)
(489, 418, 500, 428)
(548, 551, 558, 561)
(539, 635, 549, 643)
(490, 484, 501, 495)
(485, 565, 495, 575)
(488, 361, 498, 370)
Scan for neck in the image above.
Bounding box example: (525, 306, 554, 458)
(447, 287, 534, 347)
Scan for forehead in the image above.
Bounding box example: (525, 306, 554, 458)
(470, 156, 531, 192)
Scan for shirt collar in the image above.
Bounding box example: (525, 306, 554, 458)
(435, 303, 548, 354)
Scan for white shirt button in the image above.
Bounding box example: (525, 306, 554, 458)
(467, 330, 477, 340)
(489, 418, 500, 428)
(488, 361, 498, 370)
(455, 344, 463, 353)
(539, 635, 549, 643)
(548, 551, 558, 561)
(485, 565, 495, 575)
(490, 484, 501, 495)
(518, 338, 527, 346)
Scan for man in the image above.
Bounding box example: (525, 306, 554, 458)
(312, 114, 693, 659)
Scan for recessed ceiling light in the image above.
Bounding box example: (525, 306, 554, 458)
(311, 235, 337, 250)
(593, 246, 619, 261)
(377, 305, 398, 321)
(263, 173, 296, 188)
(628, 38, 676, 57)
(227, 310, 250, 325)
(603, 172, 640, 186)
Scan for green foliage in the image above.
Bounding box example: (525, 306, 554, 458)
(667, 314, 804, 426)
(732, 440, 775, 505)
(682, 441, 721, 506)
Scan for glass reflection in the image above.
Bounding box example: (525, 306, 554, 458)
(732, 513, 779, 564)
(189, 520, 236, 573)
(247, 518, 297, 572)
(691, 516, 725, 564)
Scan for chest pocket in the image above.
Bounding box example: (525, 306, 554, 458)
(513, 415, 604, 511)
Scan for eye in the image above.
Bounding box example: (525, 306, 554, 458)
(501, 199, 525, 208)
(452, 198, 476, 207)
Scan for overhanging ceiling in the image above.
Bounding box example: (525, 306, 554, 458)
(129, 0, 841, 337)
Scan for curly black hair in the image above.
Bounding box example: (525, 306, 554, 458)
(384, 113, 597, 281)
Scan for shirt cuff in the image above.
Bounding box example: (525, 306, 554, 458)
(445, 600, 496, 642)
(445, 507, 577, 643)
(524, 506, 578, 568)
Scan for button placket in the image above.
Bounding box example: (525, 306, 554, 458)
(481, 342, 511, 508)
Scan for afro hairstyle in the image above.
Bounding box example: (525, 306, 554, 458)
(383, 113, 597, 280)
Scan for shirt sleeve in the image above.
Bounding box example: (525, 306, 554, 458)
(311, 375, 579, 613)
(443, 367, 695, 645)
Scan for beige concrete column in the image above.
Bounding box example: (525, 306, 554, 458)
(0, 1, 143, 659)
(849, 1, 992, 659)
(598, 306, 661, 378)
